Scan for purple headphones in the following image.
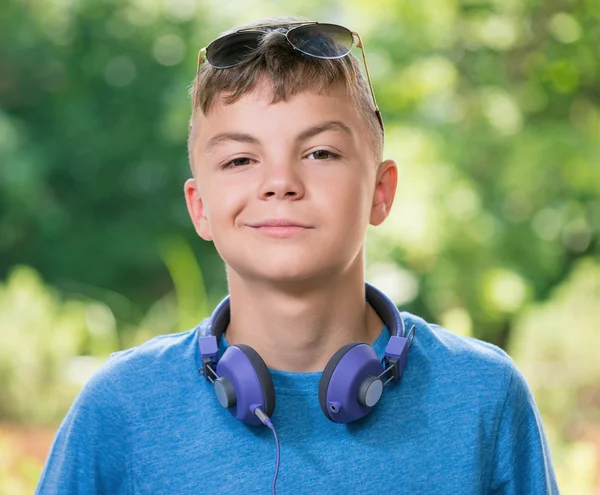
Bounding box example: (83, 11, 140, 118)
(198, 282, 414, 426)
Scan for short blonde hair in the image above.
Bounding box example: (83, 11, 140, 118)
(187, 16, 384, 167)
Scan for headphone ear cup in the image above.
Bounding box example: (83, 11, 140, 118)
(234, 344, 276, 417)
(215, 344, 276, 425)
(318, 343, 360, 421)
(318, 342, 383, 424)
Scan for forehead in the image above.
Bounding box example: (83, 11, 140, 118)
(219, 83, 354, 123)
(190, 81, 365, 151)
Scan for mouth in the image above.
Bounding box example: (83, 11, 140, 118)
(246, 219, 313, 228)
(245, 219, 314, 238)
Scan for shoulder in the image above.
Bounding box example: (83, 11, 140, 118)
(400, 312, 519, 404)
(32, 330, 199, 494)
(402, 311, 514, 370)
(81, 327, 200, 404)
(107, 328, 198, 371)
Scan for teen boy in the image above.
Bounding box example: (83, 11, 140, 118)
(35, 16, 559, 494)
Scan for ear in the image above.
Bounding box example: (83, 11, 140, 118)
(184, 178, 213, 241)
(370, 159, 398, 227)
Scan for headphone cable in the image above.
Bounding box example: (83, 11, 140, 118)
(254, 407, 280, 495)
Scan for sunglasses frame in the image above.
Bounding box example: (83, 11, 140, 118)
(196, 22, 384, 132)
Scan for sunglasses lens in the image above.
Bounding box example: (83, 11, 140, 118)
(206, 31, 263, 68)
(287, 23, 353, 59)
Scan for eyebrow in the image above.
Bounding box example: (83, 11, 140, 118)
(203, 120, 353, 154)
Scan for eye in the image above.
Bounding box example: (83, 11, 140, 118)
(307, 150, 340, 160)
(221, 157, 253, 169)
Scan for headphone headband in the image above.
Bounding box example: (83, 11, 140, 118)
(206, 282, 405, 342)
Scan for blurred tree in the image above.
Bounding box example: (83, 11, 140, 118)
(360, 0, 600, 346)
(0, 0, 225, 313)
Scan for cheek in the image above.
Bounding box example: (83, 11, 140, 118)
(317, 178, 372, 249)
(328, 176, 372, 219)
(202, 182, 246, 232)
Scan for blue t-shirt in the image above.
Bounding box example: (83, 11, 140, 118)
(35, 312, 559, 494)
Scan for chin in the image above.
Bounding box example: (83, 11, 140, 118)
(229, 259, 336, 287)
(255, 265, 321, 284)
(223, 244, 354, 285)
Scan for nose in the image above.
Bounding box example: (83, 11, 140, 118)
(258, 160, 305, 201)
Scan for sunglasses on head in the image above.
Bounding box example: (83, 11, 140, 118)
(196, 22, 384, 132)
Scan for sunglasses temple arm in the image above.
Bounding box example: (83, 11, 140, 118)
(191, 48, 209, 114)
(197, 48, 207, 74)
(353, 32, 384, 133)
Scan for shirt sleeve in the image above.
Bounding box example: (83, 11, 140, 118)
(488, 364, 560, 494)
(35, 360, 132, 495)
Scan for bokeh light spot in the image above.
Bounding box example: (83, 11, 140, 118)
(153, 34, 186, 66)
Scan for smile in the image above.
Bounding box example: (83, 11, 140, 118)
(247, 225, 314, 238)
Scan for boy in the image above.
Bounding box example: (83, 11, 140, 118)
(36, 16, 559, 494)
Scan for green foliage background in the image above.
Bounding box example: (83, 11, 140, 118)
(0, 0, 599, 493)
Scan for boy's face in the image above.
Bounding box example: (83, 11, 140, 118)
(185, 81, 397, 285)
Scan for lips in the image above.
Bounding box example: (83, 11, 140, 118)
(245, 219, 314, 238)
(246, 219, 313, 228)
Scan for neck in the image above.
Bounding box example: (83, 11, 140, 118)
(224, 264, 385, 373)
